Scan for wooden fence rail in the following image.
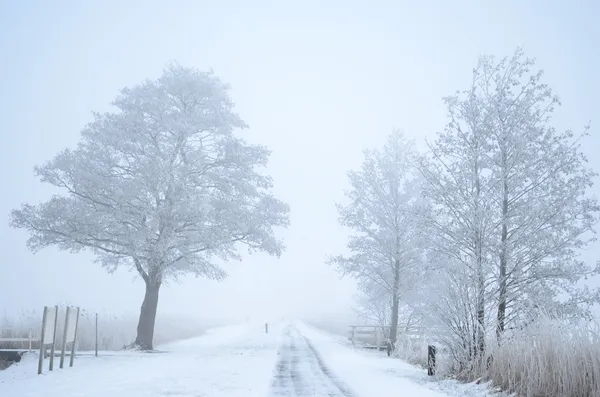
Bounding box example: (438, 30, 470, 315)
(0, 328, 39, 352)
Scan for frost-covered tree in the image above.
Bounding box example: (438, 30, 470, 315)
(437, 49, 600, 339)
(420, 49, 600, 370)
(329, 131, 428, 345)
(419, 75, 496, 360)
(10, 63, 290, 350)
(473, 49, 600, 336)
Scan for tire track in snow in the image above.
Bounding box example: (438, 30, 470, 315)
(268, 325, 356, 396)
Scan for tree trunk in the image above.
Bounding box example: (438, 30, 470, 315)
(389, 294, 400, 343)
(496, 154, 509, 340)
(475, 227, 486, 359)
(497, 218, 508, 340)
(473, 154, 485, 360)
(476, 266, 486, 357)
(389, 258, 401, 345)
(134, 279, 161, 350)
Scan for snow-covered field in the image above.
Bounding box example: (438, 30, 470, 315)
(0, 321, 496, 397)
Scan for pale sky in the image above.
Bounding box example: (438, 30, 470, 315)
(1, 0, 599, 325)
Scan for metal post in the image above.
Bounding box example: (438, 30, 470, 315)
(49, 306, 59, 371)
(28, 328, 32, 352)
(428, 345, 437, 376)
(60, 307, 71, 369)
(265, 323, 268, 334)
(95, 313, 98, 357)
(351, 326, 356, 346)
(38, 307, 48, 375)
(69, 307, 80, 367)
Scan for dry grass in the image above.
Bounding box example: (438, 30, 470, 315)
(481, 317, 600, 397)
(389, 316, 600, 396)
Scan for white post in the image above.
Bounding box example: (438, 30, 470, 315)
(38, 307, 48, 375)
(28, 328, 32, 352)
(351, 326, 356, 346)
(69, 307, 80, 367)
(60, 307, 71, 369)
(375, 327, 381, 350)
(49, 305, 58, 371)
(95, 313, 98, 358)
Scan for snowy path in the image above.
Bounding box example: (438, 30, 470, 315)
(0, 321, 490, 397)
(268, 324, 356, 396)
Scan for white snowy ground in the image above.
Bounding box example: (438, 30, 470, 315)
(295, 322, 498, 397)
(0, 321, 497, 397)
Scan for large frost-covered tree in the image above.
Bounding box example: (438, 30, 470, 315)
(420, 50, 600, 370)
(329, 131, 428, 345)
(475, 50, 600, 336)
(10, 63, 290, 350)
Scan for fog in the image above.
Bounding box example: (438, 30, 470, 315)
(1, 0, 599, 331)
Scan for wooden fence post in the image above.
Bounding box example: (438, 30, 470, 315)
(95, 313, 98, 357)
(60, 307, 71, 369)
(69, 307, 80, 367)
(38, 307, 48, 375)
(428, 345, 436, 376)
(48, 306, 58, 371)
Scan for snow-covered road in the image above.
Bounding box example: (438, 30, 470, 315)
(269, 324, 356, 396)
(0, 321, 490, 397)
